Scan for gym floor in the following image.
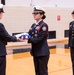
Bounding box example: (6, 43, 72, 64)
(6, 41, 72, 75)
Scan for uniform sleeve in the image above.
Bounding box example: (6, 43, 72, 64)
(28, 23, 48, 44)
(28, 24, 35, 36)
(0, 23, 17, 42)
(68, 23, 71, 47)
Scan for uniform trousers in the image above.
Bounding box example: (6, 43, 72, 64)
(33, 56, 49, 75)
(70, 47, 74, 75)
(0, 56, 6, 75)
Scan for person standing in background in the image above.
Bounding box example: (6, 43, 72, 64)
(68, 11, 74, 75)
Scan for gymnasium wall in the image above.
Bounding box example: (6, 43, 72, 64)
(5, 0, 74, 7)
(0, 0, 1, 3)
(1, 6, 73, 40)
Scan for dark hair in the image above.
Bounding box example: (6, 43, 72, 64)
(39, 12, 46, 20)
(72, 11, 74, 14)
(42, 15, 46, 19)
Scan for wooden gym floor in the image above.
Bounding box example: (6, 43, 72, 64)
(6, 40, 72, 75)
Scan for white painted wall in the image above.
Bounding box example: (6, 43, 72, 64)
(1, 6, 73, 40)
(5, 0, 74, 7)
(0, 0, 1, 4)
(6, 0, 31, 6)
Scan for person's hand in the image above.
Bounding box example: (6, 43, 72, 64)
(18, 38, 28, 43)
(18, 38, 24, 41)
(19, 37, 28, 41)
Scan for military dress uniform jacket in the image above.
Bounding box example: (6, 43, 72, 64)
(0, 23, 17, 56)
(28, 20, 50, 57)
(68, 21, 74, 47)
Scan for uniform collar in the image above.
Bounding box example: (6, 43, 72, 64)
(35, 20, 43, 26)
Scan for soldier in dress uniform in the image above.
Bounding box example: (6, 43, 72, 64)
(28, 6, 50, 75)
(68, 11, 74, 75)
(0, 4, 19, 75)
